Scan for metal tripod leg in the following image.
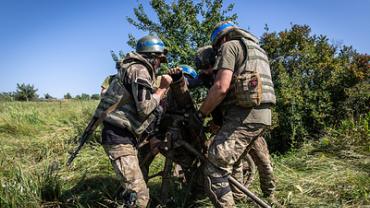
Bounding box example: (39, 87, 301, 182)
(159, 130, 175, 205)
(160, 156, 173, 205)
(175, 139, 271, 208)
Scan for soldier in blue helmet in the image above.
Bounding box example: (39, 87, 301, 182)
(197, 21, 280, 207)
(195, 44, 281, 207)
(96, 35, 173, 207)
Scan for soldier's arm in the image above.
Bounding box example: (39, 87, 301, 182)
(130, 66, 160, 120)
(199, 69, 232, 115)
(131, 66, 171, 120)
(199, 41, 238, 116)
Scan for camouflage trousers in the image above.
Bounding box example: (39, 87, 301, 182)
(204, 118, 275, 207)
(103, 144, 149, 208)
(232, 136, 275, 199)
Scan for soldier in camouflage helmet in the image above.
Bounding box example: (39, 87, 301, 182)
(194, 45, 279, 206)
(195, 45, 216, 74)
(191, 46, 217, 88)
(98, 35, 172, 207)
(197, 22, 280, 207)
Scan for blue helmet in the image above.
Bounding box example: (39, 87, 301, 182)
(179, 65, 198, 79)
(210, 21, 238, 46)
(136, 35, 166, 53)
(136, 35, 167, 62)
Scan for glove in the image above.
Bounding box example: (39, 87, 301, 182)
(168, 66, 183, 81)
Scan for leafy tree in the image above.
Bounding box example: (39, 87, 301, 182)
(64, 93, 72, 99)
(80, 93, 90, 100)
(0, 92, 15, 101)
(127, 0, 237, 65)
(127, 0, 237, 102)
(14, 83, 38, 101)
(90, 94, 100, 100)
(74, 93, 90, 100)
(341, 54, 370, 119)
(44, 93, 54, 100)
(260, 24, 369, 151)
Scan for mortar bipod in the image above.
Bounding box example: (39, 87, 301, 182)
(175, 139, 272, 208)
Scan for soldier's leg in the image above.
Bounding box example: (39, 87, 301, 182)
(104, 144, 150, 208)
(204, 122, 263, 207)
(230, 158, 245, 200)
(230, 125, 265, 201)
(249, 136, 275, 197)
(138, 141, 156, 182)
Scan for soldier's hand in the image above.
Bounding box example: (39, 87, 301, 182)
(168, 66, 182, 75)
(159, 75, 173, 89)
(168, 66, 183, 81)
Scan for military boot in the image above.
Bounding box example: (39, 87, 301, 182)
(265, 194, 283, 208)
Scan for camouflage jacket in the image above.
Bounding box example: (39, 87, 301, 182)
(95, 52, 160, 138)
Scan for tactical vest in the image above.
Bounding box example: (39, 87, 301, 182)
(94, 52, 157, 138)
(227, 29, 276, 107)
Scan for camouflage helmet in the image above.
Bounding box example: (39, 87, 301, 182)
(179, 64, 198, 79)
(194, 45, 216, 69)
(136, 35, 167, 62)
(210, 21, 238, 47)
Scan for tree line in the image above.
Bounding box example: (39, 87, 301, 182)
(126, 0, 369, 151)
(0, 83, 100, 101)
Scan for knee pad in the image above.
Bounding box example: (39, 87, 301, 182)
(204, 174, 233, 207)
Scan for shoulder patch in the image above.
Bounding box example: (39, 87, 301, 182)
(135, 78, 152, 89)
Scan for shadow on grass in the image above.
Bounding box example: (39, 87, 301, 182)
(39, 169, 209, 208)
(56, 175, 194, 208)
(146, 174, 210, 208)
(58, 175, 121, 208)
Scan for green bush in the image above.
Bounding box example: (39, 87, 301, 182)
(261, 25, 370, 151)
(320, 113, 370, 152)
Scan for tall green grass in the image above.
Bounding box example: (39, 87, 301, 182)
(0, 101, 369, 207)
(0, 101, 113, 208)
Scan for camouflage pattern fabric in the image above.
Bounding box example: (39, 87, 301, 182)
(98, 52, 160, 137)
(195, 45, 216, 69)
(98, 52, 163, 207)
(104, 144, 150, 208)
(195, 39, 277, 207)
(248, 136, 275, 196)
(204, 106, 266, 207)
(101, 74, 115, 90)
(231, 136, 275, 200)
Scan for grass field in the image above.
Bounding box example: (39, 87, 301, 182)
(0, 101, 369, 208)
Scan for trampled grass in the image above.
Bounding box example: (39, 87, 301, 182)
(0, 101, 368, 207)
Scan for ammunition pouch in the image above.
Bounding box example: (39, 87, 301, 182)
(225, 37, 275, 108)
(233, 71, 262, 108)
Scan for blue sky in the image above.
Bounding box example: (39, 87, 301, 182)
(0, 0, 369, 98)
